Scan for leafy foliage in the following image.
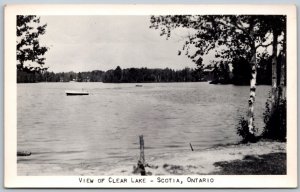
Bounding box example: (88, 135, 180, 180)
(257, 53, 272, 85)
(231, 55, 272, 85)
(207, 61, 232, 84)
(236, 116, 258, 143)
(149, 15, 286, 87)
(231, 57, 251, 85)
(150, 15, 285, 66)
(17, 15, 49, 72)
(262, 94, 286, 141)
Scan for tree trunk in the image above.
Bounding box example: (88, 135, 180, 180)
(271, 31, 279, 111)
(248, 46, 257, 135)
(279, 51, 286, 99)
(279, 31, 286, 100)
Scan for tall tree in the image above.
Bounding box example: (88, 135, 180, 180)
(114, 66, 122, 82)
(258, 16, 286, 112)
(150, 15, 281, 137)
(17, 15, 49, 72)
(271, 16, 286, 105)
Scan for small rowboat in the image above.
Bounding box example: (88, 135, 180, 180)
(65, 90, 89, 96)
(17, 151, 31, 156)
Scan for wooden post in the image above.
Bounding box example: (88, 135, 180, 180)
(139, 135, 145, 165)
(138, 135, 146, 176)
(189, 143, 194, 151)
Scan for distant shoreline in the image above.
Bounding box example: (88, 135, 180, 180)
(16, 81, 272, 86)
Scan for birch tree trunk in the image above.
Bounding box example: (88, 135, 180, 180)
(248, 46, 257, 135)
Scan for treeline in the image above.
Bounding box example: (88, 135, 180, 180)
(17, 67, 204, 83)
(17, 70, 104, 83)
(17, 57, 272, 85)
(102, 67, 205, 83)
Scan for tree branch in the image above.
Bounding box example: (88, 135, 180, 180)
(256, 41, 273, 49)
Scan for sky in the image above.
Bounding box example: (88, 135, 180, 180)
(38, 16, 200, 73)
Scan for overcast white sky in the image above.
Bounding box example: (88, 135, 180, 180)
(39, 16, 201, 73)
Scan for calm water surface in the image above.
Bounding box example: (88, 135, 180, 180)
(17, 82, 270, 175)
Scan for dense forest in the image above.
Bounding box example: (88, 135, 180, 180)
(17, 57, 272, 85)
(17, 67, 203, 83)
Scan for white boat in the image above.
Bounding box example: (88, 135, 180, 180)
(65, 90, 89, 96)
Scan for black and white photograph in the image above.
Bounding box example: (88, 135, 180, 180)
(4, 4, 297, 188)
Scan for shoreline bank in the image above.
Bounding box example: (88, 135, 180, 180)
(131, 141, 286, 175)
(18, 141, 286, 176)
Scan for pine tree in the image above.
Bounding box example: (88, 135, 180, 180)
(17, 15, 48, 72)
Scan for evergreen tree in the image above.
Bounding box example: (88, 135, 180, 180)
(17, 15, 49, 72)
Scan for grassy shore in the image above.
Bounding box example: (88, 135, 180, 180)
(213, 152, 286, 174)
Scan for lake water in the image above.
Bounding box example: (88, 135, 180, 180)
(17, 82, 270, 175)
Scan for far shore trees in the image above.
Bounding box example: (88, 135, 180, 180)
(17, 67, 207, 83)
(150, 15, 286, 141)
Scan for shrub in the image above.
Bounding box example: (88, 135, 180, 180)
(236, 116, 258, 143)
(262, 97, 286, 141)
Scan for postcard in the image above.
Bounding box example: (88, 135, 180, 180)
(4, 4, 297, 188)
